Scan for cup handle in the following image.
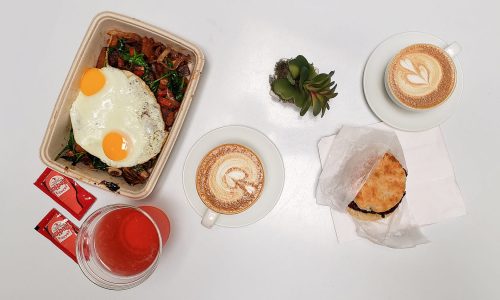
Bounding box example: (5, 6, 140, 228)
(444, 42, 461, 58)
(201, 209, 219, 228)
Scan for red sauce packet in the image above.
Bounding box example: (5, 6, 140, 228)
(34, 168, 96, 220)
(35, 209, 79, 263)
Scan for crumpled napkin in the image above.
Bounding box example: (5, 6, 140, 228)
(316, 123, 466, 247)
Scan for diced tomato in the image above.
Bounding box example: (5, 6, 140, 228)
(157, 97, 180, 109)
(157, 88, 168, 97)
(133, 66, 145, 77)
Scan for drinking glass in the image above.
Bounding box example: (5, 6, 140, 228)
(76, 204, 169, 290)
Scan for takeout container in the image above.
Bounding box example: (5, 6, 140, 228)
(40, 12, 205, 199)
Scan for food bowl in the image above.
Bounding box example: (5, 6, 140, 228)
(40, 11, 205, 199)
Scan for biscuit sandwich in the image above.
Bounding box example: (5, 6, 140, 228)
(347, 152, 407, 221)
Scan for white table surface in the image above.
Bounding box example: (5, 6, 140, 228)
(1, 1, 499, 299)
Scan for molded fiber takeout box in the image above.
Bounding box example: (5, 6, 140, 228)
(40, 12, 205, 199)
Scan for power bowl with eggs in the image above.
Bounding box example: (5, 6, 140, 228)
(40, 12, 204, 199)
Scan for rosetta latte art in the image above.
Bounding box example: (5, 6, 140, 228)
(400, 58, 430, 86)
(387, 43, 456, 109)
(196, 144, 265, 214)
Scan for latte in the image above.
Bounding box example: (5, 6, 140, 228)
(196, 144, 265, 214)
(386, 43, 456, 110)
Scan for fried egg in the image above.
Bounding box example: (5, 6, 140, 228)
(70, 66, 167, 168)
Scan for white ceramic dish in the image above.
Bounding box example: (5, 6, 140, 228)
(363, 31, 463, 131)
(183, 125, 285, 227)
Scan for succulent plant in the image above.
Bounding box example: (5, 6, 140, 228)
(270, 55, 338, 117)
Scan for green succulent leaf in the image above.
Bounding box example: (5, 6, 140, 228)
(272, 78, 304, 105)
(312, 93, 323, 116)
(298, 66, 309, 91)
(300, 95, 312, 116)
(272, 78, 295, 101)
(311, 73, 330, 84)
(317, 94, 327, 117)
(321, 103, 326, 117)
(304, 82, 326, 92)
(294, 92, 307, 107)
(325, 80, 336, 89)
(288, 55, 312, 79)
(286, 72, 296, 85)
(307, 66, 317, 80)
(288, 63, 300, 80)
(310, 71, 334, 86)
(319, 91, 334, 98)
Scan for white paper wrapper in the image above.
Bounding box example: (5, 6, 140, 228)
(316, 125, 428, 248)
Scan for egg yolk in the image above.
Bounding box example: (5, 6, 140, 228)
(80, 68, 106, 96)
(103, 132, 129, 161)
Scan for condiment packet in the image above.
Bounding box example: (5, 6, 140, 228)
(35, 209, 79, 263)
(34, 168, 96, 220)
(316, 125, 428, 248)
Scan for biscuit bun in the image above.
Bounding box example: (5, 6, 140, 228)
(347, 153, 407, 221)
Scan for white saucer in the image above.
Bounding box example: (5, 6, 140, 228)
(182, 125, 285, 227)
(363, 31, 463, 131)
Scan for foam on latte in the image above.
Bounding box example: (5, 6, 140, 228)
(196, 144, 265, 214)
(386, 44, 456, 109)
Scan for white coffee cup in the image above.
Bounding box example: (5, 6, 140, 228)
(384, 42, 461, 111)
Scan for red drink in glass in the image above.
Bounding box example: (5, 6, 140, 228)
(94, 207, 160, 276)
(76, 205, 170, 290)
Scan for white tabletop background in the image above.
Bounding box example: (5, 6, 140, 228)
(1, 1, 499, 299)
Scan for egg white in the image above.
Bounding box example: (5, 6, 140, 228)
(70, 67, 167, 168)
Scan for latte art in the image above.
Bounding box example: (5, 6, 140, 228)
(399, 58, 430, 85)
(386, 44, 456, 110)
(196, 144, 265, 214)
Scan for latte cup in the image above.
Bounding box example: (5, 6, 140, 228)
(197, 144, 265, 229)
(384, 42, 461, 111)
